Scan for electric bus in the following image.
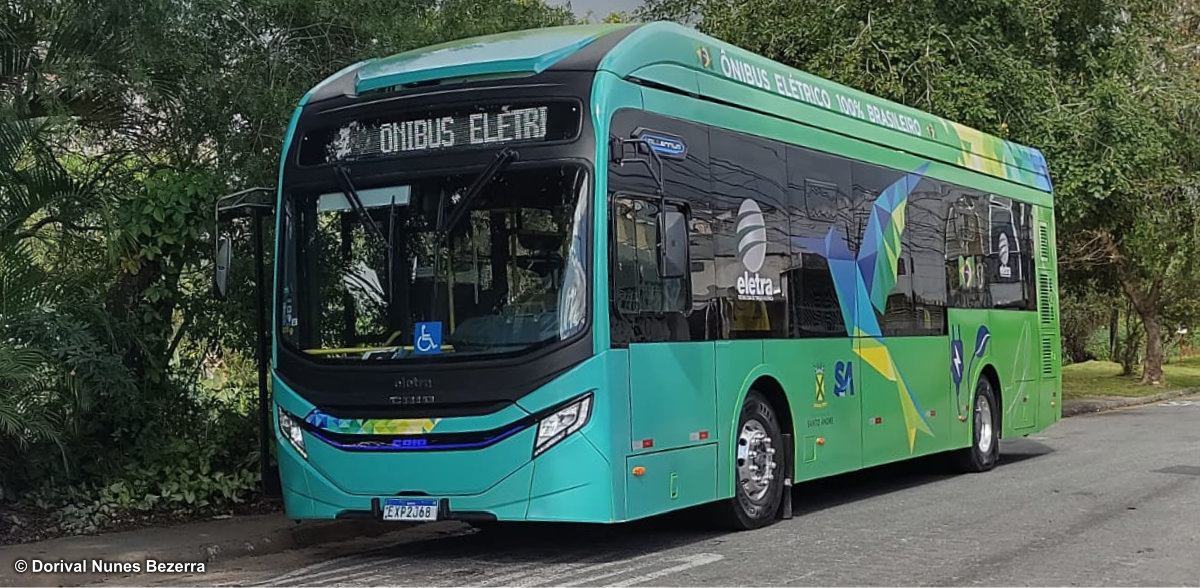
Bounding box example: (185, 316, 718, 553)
(262, 21, 1061, 529)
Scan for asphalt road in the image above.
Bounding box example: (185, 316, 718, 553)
(102, 396, 1200, 587)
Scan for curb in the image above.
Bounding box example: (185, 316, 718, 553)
(1061, 387, 1198, 418)
(197, 518, 401, 563)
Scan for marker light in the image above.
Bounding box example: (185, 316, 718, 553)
(533, 394, 593, 457)
(277, 406, 308, 459)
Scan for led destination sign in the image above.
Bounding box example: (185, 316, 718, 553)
(379, 106, 547, 153)
(299, 101, 580, 165)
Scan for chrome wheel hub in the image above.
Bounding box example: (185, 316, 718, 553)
(976, 393, 994, 454)
(736, 419, 777, 502)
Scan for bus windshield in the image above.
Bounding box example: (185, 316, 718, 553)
(278, 164, 589, 361)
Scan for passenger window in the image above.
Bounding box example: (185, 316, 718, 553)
(611, 196, 690, 316)
(986, 196, 1036, 310)
(710, 128, 789, 340)
(945, 192, 991, 309)
(905, 179, 948, 335)
(786, 146, 854, 338)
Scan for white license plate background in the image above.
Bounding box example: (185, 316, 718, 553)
(382, 499, 438, 521)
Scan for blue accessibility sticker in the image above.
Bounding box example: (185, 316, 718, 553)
(413, 322, 442, 355)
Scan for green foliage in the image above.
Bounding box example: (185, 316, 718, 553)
(1061, 355, 1200, 400)
(0, 345, 62, 494)
(25, 438, 260, 535)
(1060, 287, 1114, 364)
(0, 0, 577, 537)
(641, 0, 1059, 136)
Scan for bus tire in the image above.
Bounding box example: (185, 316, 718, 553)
(714, 390, 785, 530)
(953, 375, 1000, 473)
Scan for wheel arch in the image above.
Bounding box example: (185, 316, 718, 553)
(978, 364, 1003, 437)
(723, 370, 796, 498)
(747, 375, 794, 438)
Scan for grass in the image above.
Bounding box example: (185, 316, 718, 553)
(1060, 355, 1200, 400)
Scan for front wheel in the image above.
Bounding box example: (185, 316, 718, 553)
(953, 376, 1000, 472)
(712, 391, 785, 530)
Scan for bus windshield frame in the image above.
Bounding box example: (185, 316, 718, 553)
(276, 157, 593, 366)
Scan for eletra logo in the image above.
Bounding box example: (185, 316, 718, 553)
(736, 199, 776, 300)
(998, 232, 1012, 278)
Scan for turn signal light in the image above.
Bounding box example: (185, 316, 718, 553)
(816, 437, 826, 446)
(632, 466, 646, 476)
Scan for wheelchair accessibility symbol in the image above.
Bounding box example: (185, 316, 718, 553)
(413, 322, 442, 355)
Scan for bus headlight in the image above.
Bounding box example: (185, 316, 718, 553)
(533, 394, 593, 457)
(277, 406, 308, 459)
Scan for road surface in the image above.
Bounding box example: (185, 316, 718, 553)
(103, 396, 1200, 586)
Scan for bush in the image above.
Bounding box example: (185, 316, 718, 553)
(1060, 289, 1112, 364)
(19, 407, 261, 536)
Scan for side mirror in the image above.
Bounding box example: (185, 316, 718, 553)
(214, 234, 232, 299)
(659, 209, 688, 279)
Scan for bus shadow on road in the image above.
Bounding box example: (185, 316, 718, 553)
(459, 440, 1058, 538)
(376, 440, 1057, 563)
(787, 438, 1055, 517)
(370, 517, 727, 574)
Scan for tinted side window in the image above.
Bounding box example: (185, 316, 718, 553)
(945, 189, 1041, 311)
(906, 178, 948, 335)
(852, 162, 919, 337)
(945, 190, 991, 308)
(686, 207, 718, 339)
(987, 196, 1036, 310)
(710, 128, 788, 339)
(609, 110, 716, 342)
(609, 110, 712, 207)
(786, 146, 854, 338)
(610, 196, 691, 345)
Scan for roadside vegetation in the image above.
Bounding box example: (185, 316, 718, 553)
(3, 0, 1199, 543)
(1062, 356, 1200, 400)
(0, 0, 579, 545)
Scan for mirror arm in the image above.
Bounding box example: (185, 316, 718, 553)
(609, 136, 665, 197)
(610, 136, 672, 277)
(212, 187, 275, 300)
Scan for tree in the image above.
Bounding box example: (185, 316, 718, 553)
(1049, 0, 1200, 384)
(1, 0, 576, 519)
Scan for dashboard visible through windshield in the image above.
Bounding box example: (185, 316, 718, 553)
(278, 164, 590, 362)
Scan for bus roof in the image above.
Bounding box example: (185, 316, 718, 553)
(305, 22, 1052, 194)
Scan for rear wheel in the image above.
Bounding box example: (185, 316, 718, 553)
(713, 391, 785, 530)
(953, 376, 1000, 472)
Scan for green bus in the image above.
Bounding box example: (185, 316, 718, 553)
(264, 21, 1061, 529)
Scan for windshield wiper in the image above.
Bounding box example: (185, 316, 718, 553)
(334, 164, 388, 244)
(437, 148, 518, 235)
(429, 148, 518, 327)
(333, 164, 393, 304)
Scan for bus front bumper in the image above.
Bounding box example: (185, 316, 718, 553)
(277, 431, 619, 523)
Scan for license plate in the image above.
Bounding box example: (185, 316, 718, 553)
(382, 499, 438, 522)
